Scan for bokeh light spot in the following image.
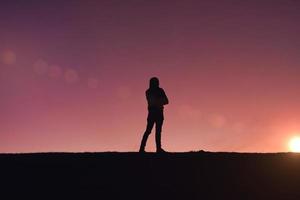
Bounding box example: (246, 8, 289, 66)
(87, 78, 99, 89)
(48, 65, 62, 79)
(1, 50, 16, 65)
(209, 114, 226, 128)
(33, 59, 48, 75)
(65, 69, 79, 83)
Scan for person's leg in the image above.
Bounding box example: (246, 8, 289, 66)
(155, 118, 164, 152)
(139, 119, 154, 152)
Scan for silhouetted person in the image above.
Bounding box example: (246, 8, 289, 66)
(139, 77, 169, 153)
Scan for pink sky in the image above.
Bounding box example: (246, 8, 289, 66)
(1, 0, 300, 153)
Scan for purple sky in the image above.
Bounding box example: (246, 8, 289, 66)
(1, 0, 300, 153)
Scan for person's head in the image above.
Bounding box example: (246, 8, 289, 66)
(149, 77, 159, 88)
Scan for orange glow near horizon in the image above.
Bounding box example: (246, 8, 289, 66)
(289, 137, 300, 153)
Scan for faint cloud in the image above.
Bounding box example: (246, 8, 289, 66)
(48, 65, 62, 79)
(208, 114, 226, 128)
(33, 59, 48, 75)
(65, 69, 79, 84)
(1, 50, 16, 65)
(87, 78, 99, 89)
(117, 86, 131, 100)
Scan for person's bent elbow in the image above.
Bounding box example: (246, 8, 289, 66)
(164, 98, 169, 105)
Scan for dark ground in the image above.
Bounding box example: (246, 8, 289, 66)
(1, 151, 300, 199)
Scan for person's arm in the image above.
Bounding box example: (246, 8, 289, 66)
(161, 89, 169, 105)
(146, 90, 150, 103)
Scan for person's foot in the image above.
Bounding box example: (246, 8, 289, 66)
(156, 148, 167, 153)
(139, 149, 146, 153)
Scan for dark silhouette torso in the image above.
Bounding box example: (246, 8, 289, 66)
(146, 87, 168, 112)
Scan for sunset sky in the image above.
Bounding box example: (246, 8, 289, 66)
(1, 0, 300, 153)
